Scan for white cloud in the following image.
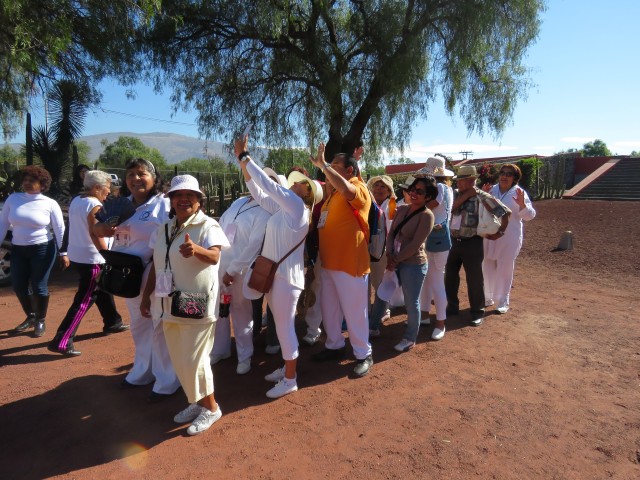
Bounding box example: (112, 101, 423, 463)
(560, 136, 596, 143)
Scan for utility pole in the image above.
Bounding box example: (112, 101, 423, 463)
(460, 151, 473, 160)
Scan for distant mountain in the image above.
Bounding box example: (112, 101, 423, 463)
(7, 131, 267, 164)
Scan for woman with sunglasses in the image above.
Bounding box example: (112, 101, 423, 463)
(369, 177, 436, 352)
(482, 164, 536, 314)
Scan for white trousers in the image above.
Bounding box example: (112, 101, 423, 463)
(482, 256, 517, 306)
(320, 269, 371, 360)
(421, 250, 449, 321)
(266, 276, 301, 361)
(211, 271, 254, 363)
(303, 260, 324, 336)
(163, 321, 215, 404)
(124, 265, 180, 394)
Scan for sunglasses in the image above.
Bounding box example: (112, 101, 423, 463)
(408, 186, 426, 195)
(499, 171, 515, 177)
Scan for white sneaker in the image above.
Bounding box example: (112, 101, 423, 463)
(265, 344, 281, 355)
(394, 338, 415, 352)
(485, 299, 495, 307)
(264, 366, 285, 382)
(302, 332, 320, 346)
(431, 327, 446, 341)
(236, 359, 251, 375)
(266, 378, 298, 399)
(210, 353, 231, 365)
(496, 304, 509, 314)
(187, 407, 222, 436)
(174, 403, 204, 424)
(381, 310, 391, 322)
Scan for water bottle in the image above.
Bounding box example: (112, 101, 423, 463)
(219, 285, 232, 318)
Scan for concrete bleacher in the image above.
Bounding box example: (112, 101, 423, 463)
(563, 158, 640, 200)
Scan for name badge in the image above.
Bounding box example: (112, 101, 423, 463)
(317, 210, 329, 229)
(114, 225, 131, 248)
(450, 214, 462, 230)
(155, 271, 173, 297)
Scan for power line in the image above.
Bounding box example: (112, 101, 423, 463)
(99, 108, 197, 126)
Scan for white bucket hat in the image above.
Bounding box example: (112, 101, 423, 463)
(263, 167, 288, 187)
(377, 270, 399, 302)
(165, 175, 203, 198)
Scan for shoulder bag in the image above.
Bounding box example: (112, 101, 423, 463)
(247, 235, 306, 294)
(98, 249, 144, 298)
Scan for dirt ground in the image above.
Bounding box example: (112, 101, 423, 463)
(1, 199, 639, 480)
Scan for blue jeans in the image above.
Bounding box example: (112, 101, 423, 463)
(370, 262, 427, 341)
(11, 240, 57, 296)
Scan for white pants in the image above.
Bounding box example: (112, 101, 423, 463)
(421, 250, 449, 321)
(303, 260, 324, 336)
(211, 271, 254, 363)
(320, 269, 371, 360)
(124, 264, 180, 394)
(266, 276, 301, 361)
(163, 321, 215, 404)
(482, 257, 517, 307)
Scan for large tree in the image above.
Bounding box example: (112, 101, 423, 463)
(98, 136, 168, 169)
(0, 0, 157, 138)
(581, 139, 611, 157)
(137, 1, 544, 161)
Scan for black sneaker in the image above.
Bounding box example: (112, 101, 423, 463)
(311, 347, 346, 362)
(353, 355, 373, 377)
(103, 323, 130, 334)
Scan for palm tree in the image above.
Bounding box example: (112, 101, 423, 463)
(32, 80, 90, 193)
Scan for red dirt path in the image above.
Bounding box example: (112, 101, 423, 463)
(1, 199, 639, 479)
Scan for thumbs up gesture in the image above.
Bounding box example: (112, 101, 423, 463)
(179, 233, 197, 258)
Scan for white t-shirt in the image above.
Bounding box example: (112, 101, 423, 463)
(112, 194, 170, 264)
(68, 195, 104, 264)
(432, 183, 453, 225)
(0, 192, 65, 248)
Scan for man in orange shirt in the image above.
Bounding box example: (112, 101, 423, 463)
(309, 144, 373, 377)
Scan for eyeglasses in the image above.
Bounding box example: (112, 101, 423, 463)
(408, 186, 426, 195)
(499, 171, 514, 177)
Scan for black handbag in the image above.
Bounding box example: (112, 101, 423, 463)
(98, 250, 144, 298)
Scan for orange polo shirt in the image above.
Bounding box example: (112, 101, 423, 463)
(319, 178, 371, 277)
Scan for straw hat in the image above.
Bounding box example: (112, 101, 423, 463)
(455, 165, 479, 179)
(287, 171, 324, 207)
(367, 175, 396, 199)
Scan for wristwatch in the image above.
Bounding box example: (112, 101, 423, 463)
(238, 151, 250, 162)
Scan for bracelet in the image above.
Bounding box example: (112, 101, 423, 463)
(238, 151, 250, 162)
(321, 163, 331, 172)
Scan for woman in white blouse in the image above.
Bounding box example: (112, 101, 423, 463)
(0, 166, 65, 337)
(235, 134, 322, 399)
(483, 164, 536, 314)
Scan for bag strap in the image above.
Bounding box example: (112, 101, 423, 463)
(392, 206, 426, 238)
(346, 194, 371, 243)
(274, 235, 307, 267)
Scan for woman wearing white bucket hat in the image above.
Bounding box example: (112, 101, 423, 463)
(235, 134, 322, 399)
(140, 174, 230, 435)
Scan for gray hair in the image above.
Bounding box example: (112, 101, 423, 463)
(83, 170, 112, 189)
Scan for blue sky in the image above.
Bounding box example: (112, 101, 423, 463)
(10, 0, 640, 162)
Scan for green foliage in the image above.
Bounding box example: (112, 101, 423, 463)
(581, 139, 611, 157)
(517, 157, 544, 197)
(631, 150, 640, 157)
(134, 1, 543, 161)
(477, 163, 499, 187)
(0, 145, 21, 164)
(0, 0, 159, 139)
(98, 136, 168, 170)
(263, 148, 314, 177)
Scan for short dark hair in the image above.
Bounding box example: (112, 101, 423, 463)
(333, 153, 359, 177)
(122, 158, 163, 197)
(22, 165, 52, 193)
(412, 176, 438, 202)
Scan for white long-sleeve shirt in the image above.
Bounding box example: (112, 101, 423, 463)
(484, 184, 536, 261)
(245, 160, 309, 290)
(218, 195, 271, 277)
(0, 192, 65, 249)
(432, 182, 453, 225)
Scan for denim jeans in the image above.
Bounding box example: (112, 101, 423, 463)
(370, 262, 427, 341)
(11, 240, 57, 296)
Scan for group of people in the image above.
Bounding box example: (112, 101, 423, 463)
(1, 140, 535, 437)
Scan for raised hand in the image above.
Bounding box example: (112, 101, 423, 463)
(513, 187, 526, 208)
(309, 142, 326, 169)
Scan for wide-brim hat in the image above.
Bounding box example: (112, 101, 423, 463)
(417, 156, 446, 176)
(287, 171, 323, 206)
(398, 175, 417, 190)
(165, 175, 203, 198)
(263, 167, 288, 187)
(434, 166, 455, 177)
(455, 165, 479, 179)
(367, 175, 396, 199)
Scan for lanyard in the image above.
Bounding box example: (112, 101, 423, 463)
(233, 197, 258, 221)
